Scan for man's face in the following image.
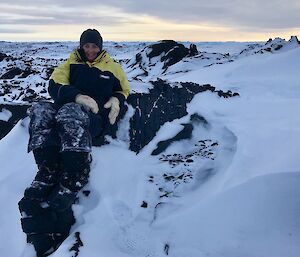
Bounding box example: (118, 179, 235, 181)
(82, 43, 100, 62)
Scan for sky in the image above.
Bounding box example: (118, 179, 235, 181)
(0, 0, 300, 42)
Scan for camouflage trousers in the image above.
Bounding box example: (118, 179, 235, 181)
(19, 101, 99, 256)
(27, 101, 93, 153)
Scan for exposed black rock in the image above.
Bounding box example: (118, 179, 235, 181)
(152, 123, 193, 156)
(0, 84, 11, 97)
(69, 232, 83, 257)
(129, 52, 149, 77)
(161, 45, 189, 70)
(0, 52, 7, 62)
(240, 36, 300, 56)
(45, 67, 55, 80)
(0, 67, 23, 79)
(19, 67, 36, 78)
(188, 43, 198, 56)
(82, 190, 91, 197)
(289, 35, 300, 44)
(147, 40, 179, 59)
(152, 114, 208, 155)
(147, 40, 189, 70)
(0, 104, 29, 140)
(22, 88, 39, 102)
(141, 201, 148, 208)
(129, 40, 190, 73)
(164, 243, 170, 255)
(127, 79, 238, 152)
(0, 120, 13, 140)
(216, 90, 239, 98)
(0, 80, 51, 103)
(158, 139, 217, 168)
(147, 139, 218, 203)
(113, 43, 124, 49)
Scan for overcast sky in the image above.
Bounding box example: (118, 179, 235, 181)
(0, 0, 299, 41)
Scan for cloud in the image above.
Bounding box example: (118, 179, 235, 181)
(0, 4, 132, 26)
(0, 0, 299, 40)
(9, 0, 296, 30)
(96, 0, 300, 30)
(0, 28, 34, 34)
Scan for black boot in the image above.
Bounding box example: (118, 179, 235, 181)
(47, 184, 77, 212)
(47, 151, 91, 212)
(24, 146, 61, 201)
(18, 197, 58, 235)
(60, 151, 91, 192)
(27, 233, 64, 257)
(19, 196, 75, 256)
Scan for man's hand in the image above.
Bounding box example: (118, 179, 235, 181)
(75, 94, 99, 114)
(104, 96, 120, 125)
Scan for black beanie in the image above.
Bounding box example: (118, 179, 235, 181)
(80, 29, 103, 50)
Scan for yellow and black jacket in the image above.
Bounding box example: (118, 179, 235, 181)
(48, 49, 130, 108)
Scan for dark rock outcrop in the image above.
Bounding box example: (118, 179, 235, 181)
(125, 40, 236, 81)
(0, 67, 35, 79)
(0, 52, 8, 62)
(127, 79, 238, 152)
(289, 36, 300, 45)
(151, 113, 208, 155)
(1, 68, 23, 79)
(189, 44, 198, 56)
(0, 104, 29, 139)
(147, 40, 189, 70)
(128, 40, 190, 76)
(19, 67, 36, 78)
(44, 67, 55, 80)
(240, 36, 300, 56)
(69, 232, 83, 257)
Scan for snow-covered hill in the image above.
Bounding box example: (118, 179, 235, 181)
(0, 37, 300, 257)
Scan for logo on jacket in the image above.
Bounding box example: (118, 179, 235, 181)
(100, 74, 110, 79)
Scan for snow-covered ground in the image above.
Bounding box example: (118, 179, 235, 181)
(1, 37, 300, 257)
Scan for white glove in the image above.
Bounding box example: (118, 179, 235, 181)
(104, 96, 120, 125)
(75, 94, 99, 114)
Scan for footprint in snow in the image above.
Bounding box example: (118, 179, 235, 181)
(110, 200, 133, 227)
(114, 222, 159, 257)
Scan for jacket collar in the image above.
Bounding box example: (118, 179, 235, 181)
(74, 49, 107, 64)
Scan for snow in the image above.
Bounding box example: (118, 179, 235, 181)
(0, 108, 12, 121)
(174, 46, 300, 188)
(156, 172, 300, 257)
(1, 38, 300, 257)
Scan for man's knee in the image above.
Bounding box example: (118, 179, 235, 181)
(28, 101, 56, 124)
(55, 103, 89, 127)
(27, 101, 58, 152)
(55, 103, 92, 152)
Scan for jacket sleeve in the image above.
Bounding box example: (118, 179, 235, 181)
(111, 63, 130, 105)
(48, 59, 81, 105)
